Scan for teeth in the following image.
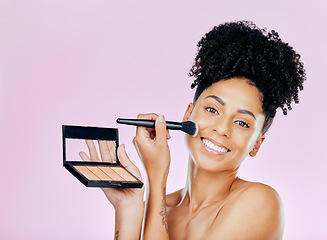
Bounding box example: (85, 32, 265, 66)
(202, 139, 228, 153)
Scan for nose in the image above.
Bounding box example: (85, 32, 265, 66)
(213, 116, 231, 138)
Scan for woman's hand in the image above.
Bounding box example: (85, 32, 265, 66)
(79, 141, 144, 239)
(132, 113, 171, 183)
(79, 140, 144, 211)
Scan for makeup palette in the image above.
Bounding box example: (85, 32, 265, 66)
(62, 125, 143, 188)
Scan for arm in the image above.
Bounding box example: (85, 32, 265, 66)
(144, 175, 169, 239)
(133, 114, 171, 240)
(114, 200, 144, 240)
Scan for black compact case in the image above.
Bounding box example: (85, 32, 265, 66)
(62, 125, 143, 188)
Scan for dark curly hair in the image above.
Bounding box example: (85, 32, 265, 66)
(189, 21, 306, 134)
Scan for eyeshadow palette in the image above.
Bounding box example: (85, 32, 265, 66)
(62, 125, 143, 188)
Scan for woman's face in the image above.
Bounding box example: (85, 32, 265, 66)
(184, 78, 265, 173)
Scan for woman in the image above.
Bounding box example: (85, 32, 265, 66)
(82, 21, 305, 239)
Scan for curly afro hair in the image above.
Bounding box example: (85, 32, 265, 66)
(189, 21, 306, 134)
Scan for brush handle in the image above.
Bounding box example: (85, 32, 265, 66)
(116, 118, 182, 130)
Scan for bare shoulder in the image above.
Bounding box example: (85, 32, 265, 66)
(204, 180, 284, 240)
(231, 180, 283, 208)
(227, 180, 284, 229)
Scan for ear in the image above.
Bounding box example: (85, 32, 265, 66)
(183, 103, 194, 121)
(249, 135, 265, 157)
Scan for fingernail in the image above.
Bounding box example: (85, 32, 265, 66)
(158, 115, 164, 122)
(167, 131, 171, 139)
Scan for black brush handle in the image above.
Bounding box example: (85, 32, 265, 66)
(116, 118, 182, 130)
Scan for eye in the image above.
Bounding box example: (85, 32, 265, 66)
(235, 120, 249, 128)
(205, 107, 219, 114)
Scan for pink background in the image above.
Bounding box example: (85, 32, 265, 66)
(1, 0, 326, 239)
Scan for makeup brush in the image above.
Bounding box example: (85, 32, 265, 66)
(116, 118, 198, 137)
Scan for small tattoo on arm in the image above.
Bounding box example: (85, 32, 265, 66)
(159, 187, 169, 233)
(115, 230, 118, 240)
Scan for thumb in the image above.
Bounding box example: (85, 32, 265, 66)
(117, 144, 142, 180)
(117, 144, 134, 169)
(155, 115, 168, 145)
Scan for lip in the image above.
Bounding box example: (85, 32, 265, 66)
(201, 137, 230, 156)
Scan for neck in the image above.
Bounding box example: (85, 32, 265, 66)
(181, 157, 239, 211)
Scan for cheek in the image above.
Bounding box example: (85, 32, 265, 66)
(189, 109, 212, 133)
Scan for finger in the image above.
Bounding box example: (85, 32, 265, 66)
(79, 151, 90, 161)
(167, 130, 171, 140)
(135, 113, 170, 140)
(107, 140, 117, 163)
(98, 140, 111, 162)
(155, 115, 168, 145)
(136, 113, 158, 120)
(149, 128, 156, 140)
(135, 113, 158, 139)
(85, 140, 100, 161)
(117, 144, 142, 180)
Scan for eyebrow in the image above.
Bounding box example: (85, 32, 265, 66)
(205, 95, 257, 120)
(206, 95, 225, 105)
(237, 109, 256, 120)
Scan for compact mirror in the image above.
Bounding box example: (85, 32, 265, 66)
(65, 139, 117, 162)
(62, 125, 143, 188)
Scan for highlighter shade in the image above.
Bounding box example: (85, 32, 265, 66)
(112, 166, 138, 181)
(87, 166, 113, 181)
(73, 165, 138, 182)
(101, 166, 125, 181)
(74, 165, 100, 181)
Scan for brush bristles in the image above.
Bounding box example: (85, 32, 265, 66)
(181, 121, 198, 137)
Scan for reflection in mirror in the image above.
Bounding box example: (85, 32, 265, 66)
(65, 139, 117, 163)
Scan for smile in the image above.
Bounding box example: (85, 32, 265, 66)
(201, 138, 230, 155)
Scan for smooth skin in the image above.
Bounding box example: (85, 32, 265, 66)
(79, 141, 144, 240)
(135, 78, 284, 240)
